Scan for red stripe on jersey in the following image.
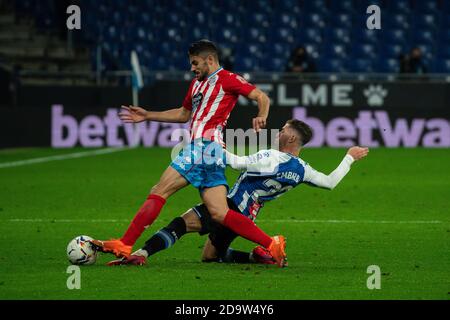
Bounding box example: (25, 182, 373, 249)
(195, 86, 225, 141)
(192, 84, 223, 140)
(189, 81, 210, 135)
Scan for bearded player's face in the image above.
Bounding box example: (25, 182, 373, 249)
(189, 55, 210, 81)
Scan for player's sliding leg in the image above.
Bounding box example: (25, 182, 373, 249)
(202, 238, 276, 265)
(91, 166, 189, 258)
(107, 209, 201, 266)
(201, 185, 287, 267)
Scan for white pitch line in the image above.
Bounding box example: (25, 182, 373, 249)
(2, 218, 444, 224)
(0, 148, 127, 169)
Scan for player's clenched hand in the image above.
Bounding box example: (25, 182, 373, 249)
(118, 105, 148, 123)
(252, 116, 267, 133)
(347, 146, 369, 161)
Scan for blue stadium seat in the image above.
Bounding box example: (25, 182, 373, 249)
(323, 44, 347, 59)
(249, 12, 271, 28)
(437, 45, 450, 58)
(383, 29, 409, 46)
(301, 13, 326, 29)
(24, 0, 449, 74)
(326, 28, 351, 45)
(352, 44, 377, 60)
(234, 57, 258, 71)
(268, 27, 295, 44)
(439, 59, 450, 73)
(414, 0, 439, 14)
(383, 44, 405, 58)
(354, 0, 383, 11)
(275, 0, 301, 14)
(416, 44, 435, 61)
(331, 14, 352, 29)
(271, 43, 292, 60)
(387, 0, 411, 13)
(273, 13, 299, 29)
(349, 59, 373, 73)
(263, 57, 286, 72)
(387, 14, 410, 30)
(414, 30, 436, 45)
(298, 28, 323, 45)
(443, 1, 450, 13)
(329, 0, 354, 13)
(378, 58, 399, 73)
(414, 14, 438, 30)
(319, 58, 346, 73)
(354, 29, 380, 44)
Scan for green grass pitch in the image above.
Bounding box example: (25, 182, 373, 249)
(0, 147, 448, 299)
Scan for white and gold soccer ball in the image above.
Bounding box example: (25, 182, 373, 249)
(67, 235, 98, 265)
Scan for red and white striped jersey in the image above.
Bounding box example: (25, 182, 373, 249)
(182, 68, 256, 145)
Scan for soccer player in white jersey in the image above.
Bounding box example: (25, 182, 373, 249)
(107, 120, 369, 266)
(90, 40, 290, 267)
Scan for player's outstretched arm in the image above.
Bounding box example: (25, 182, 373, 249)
(247, 88, 270, 132)
(303, 146, 369, 190)
(119, 105, 191, 123)
(224, 149, 275, 171)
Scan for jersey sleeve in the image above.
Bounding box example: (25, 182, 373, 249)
(225, 149, 287, 176)
(303, 154, 355, 190)
(182, 80, 196, 110)
(222, 73, 256, 96)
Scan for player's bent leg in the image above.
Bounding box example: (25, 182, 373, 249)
(201, 186, 287, 267)
(119, 166, 189, 245)
(93, 167, 190, 258)
(107, 209, 202, 266)
(150, 166, 190, 199)
(201, 239, 219, 262)
(181, 209, 203, 232)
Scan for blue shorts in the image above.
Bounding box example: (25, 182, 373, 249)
(170, 139, 228, 191)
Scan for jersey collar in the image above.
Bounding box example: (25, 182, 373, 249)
(207, 67, 223, 79)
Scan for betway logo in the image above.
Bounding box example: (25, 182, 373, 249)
(51, 105, 189, 147)
(294, 107, 450, 147)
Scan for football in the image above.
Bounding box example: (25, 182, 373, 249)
(67, 235, 98, 265)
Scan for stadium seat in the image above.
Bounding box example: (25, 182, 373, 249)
(383, 29, 409, 46)
(319, 58, 346, 73)
(349, 59, 373, 73)
(378, 58, 399, 73)
(331, 14, 352, 29)
(387, 0, 411, 13)
(383, 44, 405, 58)
(387, 14, 410, 30)
(354, 29, 380, 45)
(18, 0, 448, 73)
(414, 30, 436, 45)
(352, 44, 377, 60)
(414, 0, 439, 14)
(323, 44, 347, 60)
(298, 28, 323, 45)
(329, 0, 354, 14)
(437, 45, 450, 58)
(440, 59, 450, 73)
(326, 28, 351, 46)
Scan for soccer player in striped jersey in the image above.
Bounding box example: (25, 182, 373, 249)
(107, 120, 369, 267)
(90, 39, 290, 266)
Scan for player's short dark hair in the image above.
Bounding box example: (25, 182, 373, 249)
(188, 39, 219, 60)
(286, 119, 313, 146)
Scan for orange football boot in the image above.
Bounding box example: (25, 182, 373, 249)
(267, 235, 287, 268)
(106, 254, 146, 266)
(89, 239, 132, 258)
